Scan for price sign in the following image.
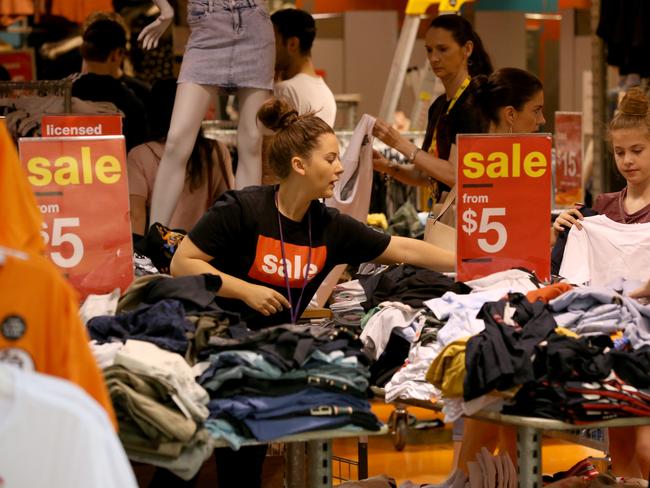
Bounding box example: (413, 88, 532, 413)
(19, 136, 134, 299)
(456, 133, 552, 282)
(554, 112, 583, 208)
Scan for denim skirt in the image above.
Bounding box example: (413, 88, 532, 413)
(178, 0, 274, 91)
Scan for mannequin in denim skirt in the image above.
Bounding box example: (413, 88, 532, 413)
(139, 0, 274, 228)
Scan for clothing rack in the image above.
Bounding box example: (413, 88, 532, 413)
(0, 80, 72, 112)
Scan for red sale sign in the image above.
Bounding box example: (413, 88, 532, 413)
(18, 136, 134, 299)
(456, 134, 552, 282)
(41, 114, 123, 138)
(554, 112, 583, 208)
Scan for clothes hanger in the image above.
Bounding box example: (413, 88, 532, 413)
(0, 245, 28, 264)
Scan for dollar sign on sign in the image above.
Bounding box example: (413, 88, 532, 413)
(462, 208, 478, 235)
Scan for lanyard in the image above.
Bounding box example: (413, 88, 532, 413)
(428, 76, 471, 158)
(275, 191, 313, 324)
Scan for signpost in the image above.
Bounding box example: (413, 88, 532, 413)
(19, 135, 133, 298)
(554, 112, 583, 208)
(456, 133, 552, 282)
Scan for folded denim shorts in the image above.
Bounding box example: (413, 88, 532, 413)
(178, 0, 274, 91)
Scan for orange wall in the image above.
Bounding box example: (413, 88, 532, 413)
(298, 0, 590, 12)
(296, 0, 407, 11)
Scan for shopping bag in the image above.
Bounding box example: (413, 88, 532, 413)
(423, 187, 456, 252)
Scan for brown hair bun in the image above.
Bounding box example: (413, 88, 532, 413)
(618, 88, 649, 117)
(257, 98, 300, 131)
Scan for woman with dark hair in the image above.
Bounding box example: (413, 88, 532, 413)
(170, 97, 455, 487)
(127, 78, 234, 236)
(372, 15, 493, 191)
(471, 67, 545, 134)
(454, 67, 545, 471)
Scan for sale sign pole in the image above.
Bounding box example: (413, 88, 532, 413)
(554, 112, 583, 208)
(19, 135, 134, 299)
(456, 133, 552, 282)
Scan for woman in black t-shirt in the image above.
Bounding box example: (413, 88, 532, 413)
(172, 97, 454, 329)
(372, 15, 492, 192)
(169, 97, 454, 488)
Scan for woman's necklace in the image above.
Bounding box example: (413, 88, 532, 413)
(275, 191, 313, 324)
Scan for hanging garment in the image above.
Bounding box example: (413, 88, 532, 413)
(0, 365, 136, 488)
(315, 114, 377, 307)
(0, 248, 116, 427)
(0, 123, 43, 253)
(559, 214, 650, 286)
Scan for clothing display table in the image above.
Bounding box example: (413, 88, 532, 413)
(211, 425, 389, 488)
(380, 392, 650, 488)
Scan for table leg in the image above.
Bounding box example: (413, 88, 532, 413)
(358, 435, 369, 479)
(307, 439, 332, 488)
(285, 442, 306, 488)
(517, 426, 542, 488)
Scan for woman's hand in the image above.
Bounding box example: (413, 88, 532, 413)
(629, 280, 650, 300)
(137, 1, 174, 50)
(372, 149, 390, 173)
(241, 283, 291, 316)
(552, 208, 584, 234)
(372, 118, 404, 149)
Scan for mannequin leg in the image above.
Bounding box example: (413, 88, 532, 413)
(634, 425, 650, 476)
(149, 82, 216, 227)
(234, 87, 270, 189)
(457, 419, 499, 471)
(609, 427, 643, 478)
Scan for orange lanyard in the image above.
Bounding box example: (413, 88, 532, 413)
(428, 76, 471, 158)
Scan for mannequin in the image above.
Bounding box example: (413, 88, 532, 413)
(139, 0, 274, 227)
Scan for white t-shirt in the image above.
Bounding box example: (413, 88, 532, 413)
(274, 73, 337, 127)
(0, 365, 137, 488)
(559, 214, 650, 286)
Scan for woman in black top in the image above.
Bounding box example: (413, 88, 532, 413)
(373, 15, 492, 191)
(172, 98, 455, 329)
(169, 97, 455, 488)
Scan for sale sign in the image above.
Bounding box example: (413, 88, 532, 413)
(19, 136, 134, 299)
(41, 114, 123, 138)
(456, 134, 552, 282)
(554, 112, 583, 208)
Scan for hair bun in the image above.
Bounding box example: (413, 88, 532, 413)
(257, 98, 300, 131)
(619, 88, 649, 117)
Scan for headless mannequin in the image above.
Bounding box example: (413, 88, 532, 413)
(139, 0, 271, 227)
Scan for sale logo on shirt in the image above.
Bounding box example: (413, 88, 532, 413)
(554, 112, 583, 208)
(249, 235, 327, 287)
(19, 136, 134, 299)
(456, 133, 552, 282)
(41, 114, 123, 138)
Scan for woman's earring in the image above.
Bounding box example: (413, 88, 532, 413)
(467, 59, 473, 66)
(508, 124, 513, 134)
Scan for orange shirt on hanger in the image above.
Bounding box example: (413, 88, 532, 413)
(0, 248, 117, 429)
(0, 123, 44, 254)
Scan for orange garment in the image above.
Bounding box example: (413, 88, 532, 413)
(0, 0, 32, 15)
(0, 248, 117, 429)
(526, 282, 573, 304)
(0, 123, 44, 254)
(50, 0, 113, 23)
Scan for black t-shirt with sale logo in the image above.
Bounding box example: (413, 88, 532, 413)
(189, 185, 390, 329)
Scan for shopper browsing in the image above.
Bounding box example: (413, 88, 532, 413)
(371, 15, 492, 190)
(169, 97, 454, 487)
(552, 87, 650, 479)
(272, 8, 337, 127)
(172, 97, 454, 328)
(449, 67, 546, 471)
